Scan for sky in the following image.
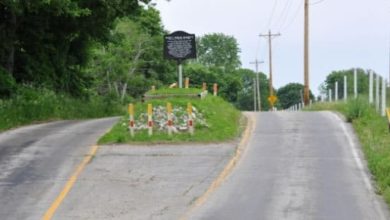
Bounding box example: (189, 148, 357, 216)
(152, 0, 390, 95)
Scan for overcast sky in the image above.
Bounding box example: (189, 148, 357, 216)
(153, 0, 390, 95)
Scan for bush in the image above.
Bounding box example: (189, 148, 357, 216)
(0, 67, 16, 97)
(0, 86, 124, 131)
(345, 97, 370, 122)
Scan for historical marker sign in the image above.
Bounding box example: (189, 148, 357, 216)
(164, 31, 196, 61)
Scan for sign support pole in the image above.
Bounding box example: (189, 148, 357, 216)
(178, 60, 183, 88)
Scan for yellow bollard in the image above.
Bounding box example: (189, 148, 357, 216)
(147, 104, 153, 136)
(167, 102, 173, 136)
(187, 103, 194, 135)
(128, 104, 135, 137)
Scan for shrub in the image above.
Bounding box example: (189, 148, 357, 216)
(345, 97, 370, 122)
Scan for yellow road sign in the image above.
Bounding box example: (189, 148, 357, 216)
(268, 95, 278, 105)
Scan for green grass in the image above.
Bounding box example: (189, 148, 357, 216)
(98, 94, 242, 144)
(306, 98, 390, 206)
(0, 87, 124, 131)
(145, 87, 202, 95)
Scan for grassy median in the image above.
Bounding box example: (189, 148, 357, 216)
(99, 92, 242, 144)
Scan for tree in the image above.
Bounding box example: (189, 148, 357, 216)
(0, 0, 150, 96)
(277, 83, 314, 109)
(87, 7, 175, 101)
(234, 68, 270, 110)
(196, 33, 241, 71)
(184, 63, 218, 88)
(319, 68, 369, 99)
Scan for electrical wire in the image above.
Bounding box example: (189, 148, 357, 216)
(280, 0, 304, 31)
(265, 0, 279, 31)
(274, 0, 294, 31)
(310, 0, 325, 6)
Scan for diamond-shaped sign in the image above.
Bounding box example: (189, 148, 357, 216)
(268, 95, 278, 105)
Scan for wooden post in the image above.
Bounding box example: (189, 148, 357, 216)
(147, 104, 153, 136)
(167, 102, 173, 136)
(128, 103, 135, 137)
(213, 83, 218, 96)
(187, 103, 194, 135)
(185, 77, 189, 89)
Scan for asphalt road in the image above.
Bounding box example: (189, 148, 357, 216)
(0, 117, 238, 220)
(188, 111, 390, 220)
(0, 117, 118, 220)
(1, 112, 389, 220)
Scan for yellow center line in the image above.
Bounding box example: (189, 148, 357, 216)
(42, 145, 99, 220)
(180, 112, 256, 220)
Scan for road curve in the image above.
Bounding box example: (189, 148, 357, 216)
(188, 111, 390, 220)
(0, 117, 118, 220)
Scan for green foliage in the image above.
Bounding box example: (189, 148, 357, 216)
(183, 65, 272, 110)
(184, 63, 218, 88)
(0, 67, 16, 97)
(0, 0, 149, 96)
(344, 96, 370, 122)
(319, 68, 369, 99)
(350, 106, 390, 206)
(277, 83, 314, 109)
(88, 10, 175, 102)
(196, 33, 241, 71)
(0, 86, 124, 131)
(99, 95, 242, 143)
(235, 69, 270, 111)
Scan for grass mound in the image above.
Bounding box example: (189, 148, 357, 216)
(99, 90, 242, 144)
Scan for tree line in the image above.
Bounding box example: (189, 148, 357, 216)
(3, 1, 365, 112)
(0, 1, 274, 110)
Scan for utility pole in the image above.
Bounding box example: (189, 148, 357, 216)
(250, 59, 264, 111)
(253, 78, 257, 111)
(260, 30, 281, 110)
(303, 0, 310, 106)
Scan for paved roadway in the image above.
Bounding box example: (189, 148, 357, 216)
(1, 112, 389, 220)
(0, 118, 118, 220)
(188, 111, 390, 220)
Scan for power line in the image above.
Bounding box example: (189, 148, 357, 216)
(265, 0, 279, 31)
(280, 0, 304, 31)
(274, 0, 294, 31)
(310, 0, 325, 6)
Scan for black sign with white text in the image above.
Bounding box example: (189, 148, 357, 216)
(164, 31, 196, 61)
